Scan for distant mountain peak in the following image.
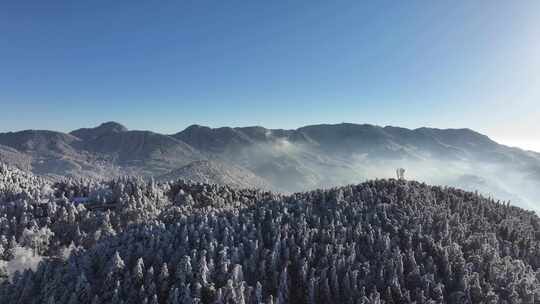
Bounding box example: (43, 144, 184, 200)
(70, 121, 127, 141)
(184, 124, 208, 130)
(95, 121, 128, 132)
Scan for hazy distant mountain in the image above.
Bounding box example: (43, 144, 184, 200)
(158, 160, 271, 190)
(173, 125, 256, 154)
(0, 129, 108, 178)
(73, 122, 199, 164)
(0, 130, 81, 156)
(78, 129, 200, 170)
(1, 121, 539, 211)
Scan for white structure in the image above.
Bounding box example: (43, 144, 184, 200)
(396, 168, 406, 180)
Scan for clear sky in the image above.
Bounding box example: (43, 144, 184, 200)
(1, 1, 539, 151)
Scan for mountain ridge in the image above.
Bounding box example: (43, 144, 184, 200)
(0, 121, 539, 211)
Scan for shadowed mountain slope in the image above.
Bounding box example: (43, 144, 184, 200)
(157, 160, 271, 190)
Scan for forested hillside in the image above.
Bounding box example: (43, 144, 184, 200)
(0, 163, 539, 303)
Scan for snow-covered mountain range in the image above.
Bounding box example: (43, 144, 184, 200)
(1, 122, 539, 211)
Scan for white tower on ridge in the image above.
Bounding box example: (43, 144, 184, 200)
(396, 168, 406, 180)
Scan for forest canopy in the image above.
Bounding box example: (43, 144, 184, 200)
(0, 163, 539, 303)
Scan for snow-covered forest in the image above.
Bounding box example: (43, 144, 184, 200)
(0, 162, 539, 303)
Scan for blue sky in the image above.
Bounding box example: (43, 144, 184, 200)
(1, 1, 539, 151)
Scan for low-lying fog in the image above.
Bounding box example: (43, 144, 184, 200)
(232, 139, 540, 213)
